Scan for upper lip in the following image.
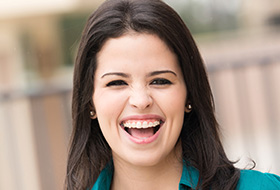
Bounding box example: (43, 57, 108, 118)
(119, 114, 165, 124)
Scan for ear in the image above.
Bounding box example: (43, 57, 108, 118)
(185, 108, 190, 113)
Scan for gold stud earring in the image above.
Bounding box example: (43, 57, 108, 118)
(185, 103, 192, 112)
(90, 111, 96, 119)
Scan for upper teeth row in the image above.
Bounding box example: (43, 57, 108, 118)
(123, 121, 160, 129)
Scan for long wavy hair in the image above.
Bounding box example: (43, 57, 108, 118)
(66, 0, 240, 189)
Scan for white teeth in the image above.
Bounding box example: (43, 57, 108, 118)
(136, 121, 141, 128)
(143, 121, 148, 128)
(123, 120, 160, 129)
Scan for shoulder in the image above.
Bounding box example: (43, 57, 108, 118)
(237, 169, 280, 190)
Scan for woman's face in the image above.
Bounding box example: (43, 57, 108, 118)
(93, 33, 187, 167)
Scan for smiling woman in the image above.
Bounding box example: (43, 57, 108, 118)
(65, 0, 280, 190)
(93, 34, 187, 169)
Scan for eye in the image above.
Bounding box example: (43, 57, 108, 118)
(150, 78, 172, 85)
(106, 80, 128, 87)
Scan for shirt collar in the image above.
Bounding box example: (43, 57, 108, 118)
(179, 162, 200, 189)
(91, 161, 199, 190)
(91, 161, 113, 190)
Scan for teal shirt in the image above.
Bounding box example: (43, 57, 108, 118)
(91, 162, 280, 190)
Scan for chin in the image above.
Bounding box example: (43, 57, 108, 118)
(124, 151, 171, 167)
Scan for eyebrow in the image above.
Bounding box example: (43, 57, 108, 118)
(147, 70, 177, 77)
(101, 72, 130, 78)
(101, 70, 177, 78)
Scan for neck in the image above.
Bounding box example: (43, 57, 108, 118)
(111, 144, 183, 190)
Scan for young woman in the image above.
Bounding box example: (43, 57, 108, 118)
(65, 0, 280, 189)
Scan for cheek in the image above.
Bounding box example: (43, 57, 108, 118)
(93, 90, 127, 123)
(154, 87, 186, 113)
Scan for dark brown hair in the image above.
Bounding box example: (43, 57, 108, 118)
(66, 0, 240, 189)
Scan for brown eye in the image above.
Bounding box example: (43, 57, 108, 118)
(106, 80, 127, 87)
(150, 78, 172, 85)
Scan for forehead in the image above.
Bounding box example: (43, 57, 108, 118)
(95, 33, 180, 73)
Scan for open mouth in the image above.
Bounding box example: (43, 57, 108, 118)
(120, 119, 163, 140)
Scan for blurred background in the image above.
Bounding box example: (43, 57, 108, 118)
(0, 0, 280, 189)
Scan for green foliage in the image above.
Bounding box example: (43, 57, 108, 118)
(60, 13, 89, 66)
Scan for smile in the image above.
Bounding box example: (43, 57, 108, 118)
(120, 116, 164, 144)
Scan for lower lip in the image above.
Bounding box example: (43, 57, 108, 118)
(122, 125, 162, 144)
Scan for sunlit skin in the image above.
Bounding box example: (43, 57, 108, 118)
(93, 33, 188, 189)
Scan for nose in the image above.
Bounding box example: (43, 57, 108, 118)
(129, 86, 153, 110)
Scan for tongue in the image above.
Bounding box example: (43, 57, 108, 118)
(128, 128, 154, 139)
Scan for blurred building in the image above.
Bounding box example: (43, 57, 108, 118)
(0, 0, 279, 189)
(0, 1, 103, 190)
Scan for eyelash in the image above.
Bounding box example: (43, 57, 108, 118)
(106, 78, 172, 87)
(150, 78, 172, 85)
(106, 80, 127, 87)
